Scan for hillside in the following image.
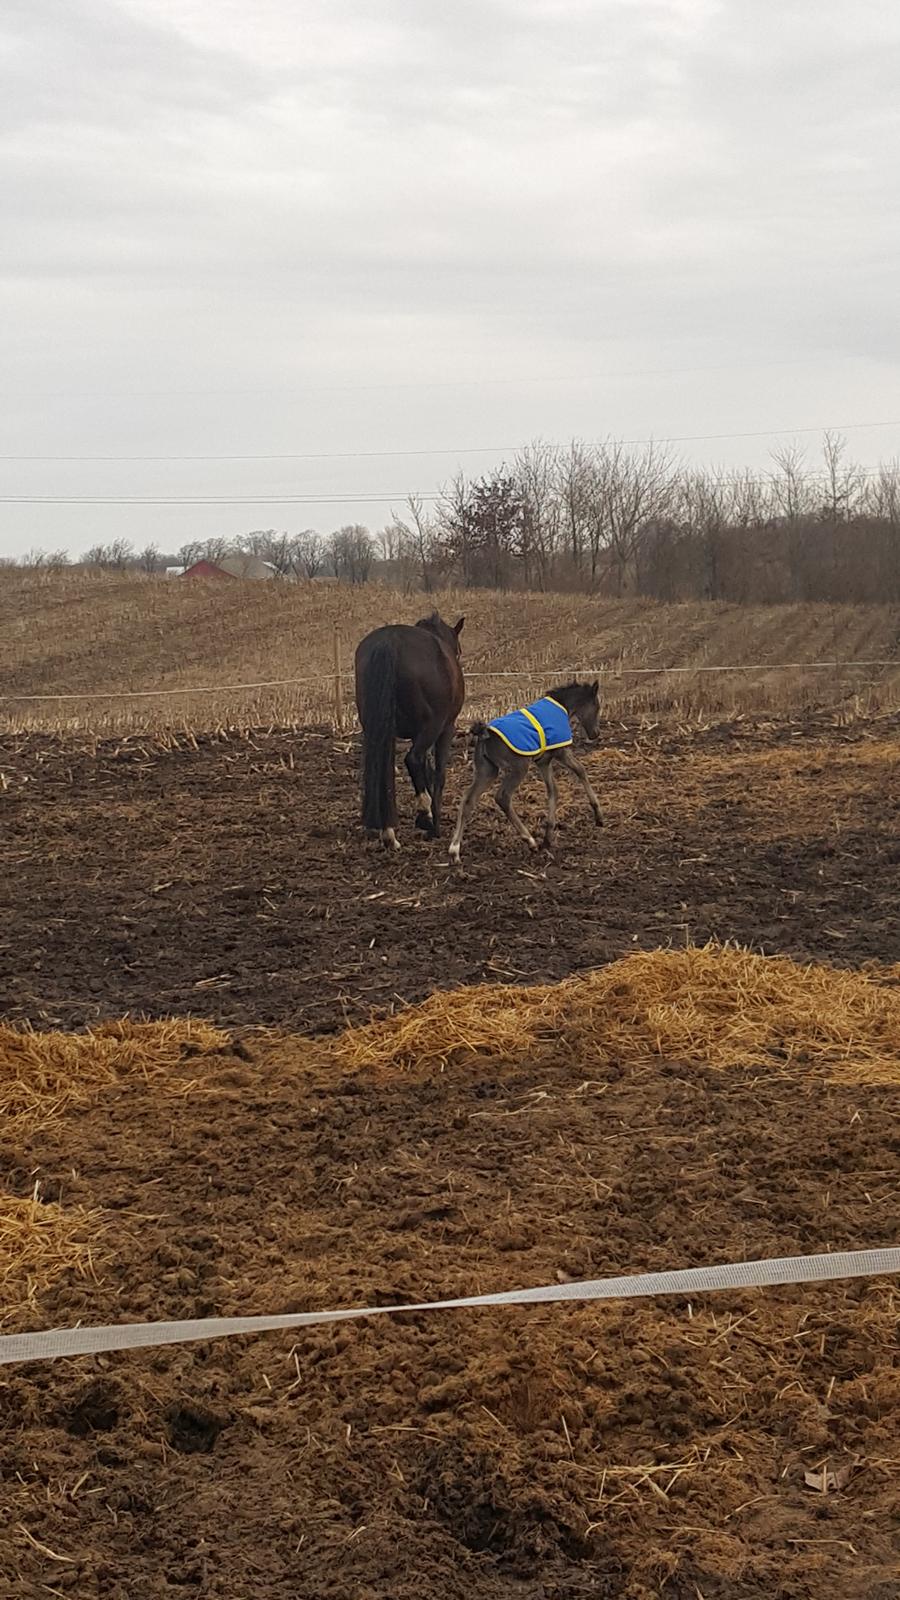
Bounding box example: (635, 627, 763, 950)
(0, 571, 898, 735)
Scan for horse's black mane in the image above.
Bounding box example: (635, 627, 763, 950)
(548, 680, 594, 706)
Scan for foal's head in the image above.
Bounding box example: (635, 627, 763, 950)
(549, 680, 602, 740)
(417, 610, 465, 660)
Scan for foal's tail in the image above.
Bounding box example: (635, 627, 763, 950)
(359, 641, 397, 833)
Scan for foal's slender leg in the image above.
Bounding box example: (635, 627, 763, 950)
(495, 761, 537, 851)
(557, 746, 604, 826)
(539, 758, 560, 850)
(448, 750, 496, 863)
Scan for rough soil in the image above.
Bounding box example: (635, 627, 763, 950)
(0, 711, 898, 1033)
(0, 713, 898, 1599)
(1, 987, 899, 1598)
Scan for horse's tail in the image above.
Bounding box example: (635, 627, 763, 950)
(360, 640, 398, 833)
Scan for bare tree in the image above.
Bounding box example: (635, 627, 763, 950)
(556, 440, 593, 581)
(83, 542, 132, 571)
(377, 522, 400, 565)
(680, 471, 729, 600)
(820, 431, 863, 522)
(436, 470, 522, 589)
(264, 532, 294, 577)
(435, 471, 474, 585)
(292, 530, 325, 579)
(599, 440, 676, 596)
(106, 538, 134, 570)
(241, 529, 294, 575)
(329, 524, 375, 584)
(392, 495, 440, 591)
(20, 547, 49, 569)
(139, 543, 160, 574)
(769, 442, 812, 523)
(514, 440, 561, 589)
(869, 457, 900, 525)
(199, 536, 231, 565)
(19, 547, 69, 572)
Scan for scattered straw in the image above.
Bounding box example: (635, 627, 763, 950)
(0, 1017, 230, 1137)
(329, 944, 900, 1087)
(0, 1195, 101, 1325)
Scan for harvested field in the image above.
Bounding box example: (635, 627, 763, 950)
(0, 710, 897, 1031)
(1, 574, 898, 735)
(1, 948, 899, 1598)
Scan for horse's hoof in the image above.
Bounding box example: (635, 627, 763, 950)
(594, 812, 604, 828)
(414, 811, 435, 835)
(381, 828, 401, 850)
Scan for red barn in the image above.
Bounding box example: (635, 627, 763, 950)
(180, 554, 277, 580)
(181, 559, 235, 579)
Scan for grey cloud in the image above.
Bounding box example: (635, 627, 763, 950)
(1, 0, 898, 556)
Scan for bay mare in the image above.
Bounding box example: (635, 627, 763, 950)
(355, 612, 465, 847)
(448, 681, 603, 863)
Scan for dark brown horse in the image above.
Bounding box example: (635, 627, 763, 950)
(355, 612, 465, 847)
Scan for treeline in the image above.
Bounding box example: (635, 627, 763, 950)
(385, 434, 900, 602)
(3, 525, 376, 584)
(7, 433, 900, 602)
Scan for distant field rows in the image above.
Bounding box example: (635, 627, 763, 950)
(1, 572, 898, 735)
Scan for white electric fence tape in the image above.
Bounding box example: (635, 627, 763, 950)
(1, 659, 895, 702)
(2, 1246, 898, 1367)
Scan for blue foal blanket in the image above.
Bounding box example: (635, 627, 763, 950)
(488, 696, 573, 756)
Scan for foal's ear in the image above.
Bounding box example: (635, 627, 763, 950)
(591, 679, 600, 695)
(453, 616, 466, 635)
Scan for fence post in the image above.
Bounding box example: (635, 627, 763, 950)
(333, 627, 344, 731)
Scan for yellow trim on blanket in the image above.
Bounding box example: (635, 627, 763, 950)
(520, 706, 547, 752)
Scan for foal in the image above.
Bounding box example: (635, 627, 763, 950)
(448, 681, 603, 864)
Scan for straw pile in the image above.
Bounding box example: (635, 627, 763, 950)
(0, 1195, 100, 1326)
(0, 1017, 229, 1137)
(329, 944, 900, 1086)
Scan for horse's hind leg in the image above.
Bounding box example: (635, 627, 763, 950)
(405, 735, 436, 835)
(448, 747, 496, 863)
(430, 724, 455, 838)
(496, 762, 537, 851)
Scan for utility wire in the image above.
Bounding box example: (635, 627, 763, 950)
(1, 419, 898, 464)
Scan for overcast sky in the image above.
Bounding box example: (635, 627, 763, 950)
(2, 0, 899, 558)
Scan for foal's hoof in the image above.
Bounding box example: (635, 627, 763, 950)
(415, 811, 435, 836)
(594, 811, 604, 828)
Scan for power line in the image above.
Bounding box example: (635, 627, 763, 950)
(0, 493, 442, 506)
(1, 419, 898, 464)
(1, 466, 894, 507)
(0, 353, 843, 403)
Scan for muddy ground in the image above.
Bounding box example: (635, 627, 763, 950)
(0, 712, 898, 1599)
(0, 711, 898, 1033)
(2, 985, 899, 1599)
